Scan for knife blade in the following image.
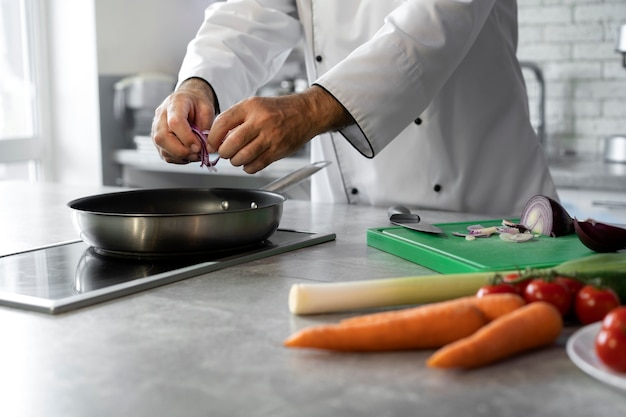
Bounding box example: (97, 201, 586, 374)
(387, 206, 444, 234)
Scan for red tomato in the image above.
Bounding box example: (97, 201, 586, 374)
(602, 306, 626, 332)
(555, 277, 585, 299)
(595, 307, 626, 373)
(595, 328, 626, 373)
(595, 330, 626, 372)
(555, 277, 585, 316)
(575, 285, 621, 325)
(476, 283, 518, 298)
(502, 273, 531, 296)
(523, 279, 571, 317)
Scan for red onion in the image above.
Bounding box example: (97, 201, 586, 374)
(190, 124, 219, 172)
(574, 218, 626, 253)
(519, 195, 574, 237)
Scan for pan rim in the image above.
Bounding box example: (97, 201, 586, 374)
(67, 187, 286, 217)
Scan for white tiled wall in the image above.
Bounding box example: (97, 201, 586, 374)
(517, 0, 626, 158)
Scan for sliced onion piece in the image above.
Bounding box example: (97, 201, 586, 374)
(502, 219, 529, 233)
(499, 232, 534, 243)
(519, 195, 574, 237)
(574, 218, 626, 253)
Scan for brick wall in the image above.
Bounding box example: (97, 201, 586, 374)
(517, 0, 626, 157)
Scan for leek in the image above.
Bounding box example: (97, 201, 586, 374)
(289, 271, 502, 315)
(289, 253, 626, 315)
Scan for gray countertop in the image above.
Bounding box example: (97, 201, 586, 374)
(1, 181, 625, 417)
(549, 156, 626, 192)
(114, 151, 626, 193)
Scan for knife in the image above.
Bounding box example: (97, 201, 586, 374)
(387, 205, 444, 234)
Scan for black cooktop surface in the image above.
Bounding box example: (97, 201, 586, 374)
(0, 229, 335, 314)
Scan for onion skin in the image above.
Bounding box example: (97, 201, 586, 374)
(519, 195, 574, 237)
(574, 218, 626, 253)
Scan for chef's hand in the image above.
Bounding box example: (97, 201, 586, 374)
(151, 77, 218, 164)
(206, 85, 353, 174)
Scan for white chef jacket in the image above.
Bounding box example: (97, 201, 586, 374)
(178, 0, 558, 217)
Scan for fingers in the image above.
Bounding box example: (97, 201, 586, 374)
(152, 110, 197, 163)
(152, 86, 329, 171)
(206, 100, 274, 170)
(209, 121, 272, 172)
(205, 109, 246, 158)
(203, 95, 314, 173)
(151, 90, 215, 164)
(240, 150, 275, 174)
(219, 124, 268, 164)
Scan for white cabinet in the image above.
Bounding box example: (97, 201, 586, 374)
(557, 188, 626, 225)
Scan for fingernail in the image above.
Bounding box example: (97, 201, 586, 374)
(190, 144, 200, 153)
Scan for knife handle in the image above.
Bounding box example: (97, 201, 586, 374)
(387, 205, 412, 218)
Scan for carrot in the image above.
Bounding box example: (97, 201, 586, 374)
(426, 301, 563, 369)
(339, 293, 525, 326)
(284, 302, 487, 351)
(472, 294, 527, 321)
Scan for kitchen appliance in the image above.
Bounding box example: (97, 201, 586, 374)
(114, 73, 175, 144)
(68, 161, 329, 255)
(616, 24, 626, 68)
(367, 220, 595, 274)
(0, 229, 335, 314)
(604, 26, 626, 163)
(604, 135, 626, 163)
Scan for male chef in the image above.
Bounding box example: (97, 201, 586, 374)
(152, 0, 558, 216)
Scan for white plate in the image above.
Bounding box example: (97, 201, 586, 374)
(566, 322, 626, 390)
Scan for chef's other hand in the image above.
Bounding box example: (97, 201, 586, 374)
(207, 85, 354, 174)
(151, 78, 218, 164)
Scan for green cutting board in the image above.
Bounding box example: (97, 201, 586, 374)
(367, 219, 595, 274)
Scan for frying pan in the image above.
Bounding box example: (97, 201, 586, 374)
(67, 161, 329, 256)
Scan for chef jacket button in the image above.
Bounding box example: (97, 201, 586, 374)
(433, 184, 442, 192)
(414, 118, 422, 125)
(350, 187, 359, 195)
(315, 55, 323, 62)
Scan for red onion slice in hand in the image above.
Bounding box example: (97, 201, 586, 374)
(190, 124, 219, 172)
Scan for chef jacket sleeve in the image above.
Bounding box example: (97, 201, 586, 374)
(178, 0, 302, 111)
(315, 0, 497, 157)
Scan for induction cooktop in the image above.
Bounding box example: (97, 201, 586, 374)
(0, 229, 335, 314)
